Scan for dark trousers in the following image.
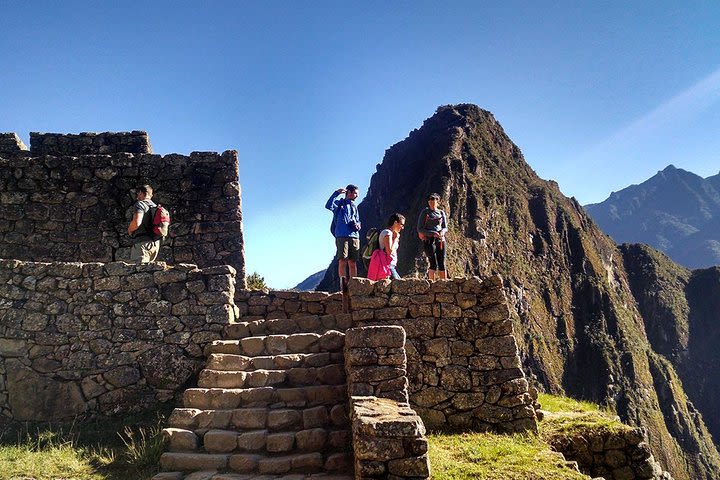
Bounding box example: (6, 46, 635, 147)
(423, 237, 446, 271)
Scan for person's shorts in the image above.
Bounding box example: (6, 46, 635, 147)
(130, 239, 161, 264)
(335, 237, 360, 261)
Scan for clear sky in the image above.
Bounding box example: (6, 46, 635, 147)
(2, 1, 719, 288)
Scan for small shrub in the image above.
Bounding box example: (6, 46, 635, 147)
(246, 271, 268, 290)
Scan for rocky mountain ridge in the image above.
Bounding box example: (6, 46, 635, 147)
(317, 104, 720, 480)
(585, 165, 720, 269)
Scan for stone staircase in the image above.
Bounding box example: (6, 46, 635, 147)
(155, 315, 354, 480)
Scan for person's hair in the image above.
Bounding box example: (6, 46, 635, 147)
(345, 184, 358, 193)
(137, 184, 153, 195)
(427, 193, 440, 200)
(387, 213, 405, 227)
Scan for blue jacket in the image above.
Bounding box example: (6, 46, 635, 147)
(326, 191, 360, 238)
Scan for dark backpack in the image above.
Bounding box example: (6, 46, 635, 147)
(362, 228, 380, 265)
(330, 208, 338, 237)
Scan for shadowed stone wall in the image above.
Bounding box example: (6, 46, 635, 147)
(0, 137, 244, 283)
(0, 133, 27, 154)
(29, 131, 152, 156)
(347, 276, 537, 433)
(547, 423, 674, 480)
(235, 289, 343, 318)
(0, 259, 238, 420)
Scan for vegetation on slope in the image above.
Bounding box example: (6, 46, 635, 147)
(0, 409, 167, 480)
(429, 393, 625, 480)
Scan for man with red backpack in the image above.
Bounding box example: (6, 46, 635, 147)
(127, 184, 168, 263)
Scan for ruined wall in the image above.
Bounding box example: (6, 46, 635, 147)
(0, 132, 244, 282)
(0, 133, 27, 154)
(0, 259, 238, 420)
(29, 131, 152, 156)
(347, 276, 537, 433)
(548, 425, 674, 480)
(235, 289, 343, 318)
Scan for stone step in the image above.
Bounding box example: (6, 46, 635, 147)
(159, 451, 352, 476)
(154, 473, 354, 480)
(169, 404, 351, 432)
(224, 314, 352, 339)
(163, 427, 351, 455)
(183, 385, 347, 410)
(207, 331, 344, 357)
(206, 352, 344, 372)
(198, 365, 346, 389)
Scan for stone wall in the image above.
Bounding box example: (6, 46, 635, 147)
(0, 259, 238, 420)
(345, 325, 409, 403)
(0, 147, 244, 282)
(0, 133, 27, 154)
(351, 397, 430, 479)
(29, 131, 152, 155)
(345, 325, 430, 479)
(235, 289, 343, 318)
(347, 276, 537, 433)
(548, 425, 674, 480)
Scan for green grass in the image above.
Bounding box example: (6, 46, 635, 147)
(428, 431, 587, 480)
(428, 393, 626, 479)
(0, 410, 168, 480)
(537, 393, 626, 439)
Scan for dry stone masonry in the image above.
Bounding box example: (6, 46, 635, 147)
(235, 289, 344, 318)
(0, 259, 238, 420)
(0, 131, 244, 282)
(345, 326, 430, 479)
(0, 133, 27, 154)
(547, 423, 674, 480)
(347, 276, 537, 434)
(29, 131, 152, 156)
(158, 312, 354, 479)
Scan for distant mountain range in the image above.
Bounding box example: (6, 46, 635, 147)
(293, 270, 325, 291)
(585, 165, 720, 269)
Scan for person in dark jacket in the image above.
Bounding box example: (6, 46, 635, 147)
(417, 193, 447, 281)
(326, 184, 361, 287)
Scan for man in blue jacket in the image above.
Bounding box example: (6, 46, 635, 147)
(326, 184, 361, 286)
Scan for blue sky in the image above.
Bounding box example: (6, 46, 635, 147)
(2, 1, 719, 288)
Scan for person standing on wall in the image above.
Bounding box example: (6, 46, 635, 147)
(417, 193, 448, 281)
(326, 184, 361, 288)
(127, 184, 161, 263)
(379, 213, 405, 280)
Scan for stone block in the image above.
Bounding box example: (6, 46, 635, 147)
(266, 432, 295, 452)
(267, 409, 301, 430)
(237, 429, 267, 451)
(295, 427, 327, 451)
(391, 278, 431, 295)
(228, 453, 261, 472)
(345, 326, 405, 348)
(354, 436, 405, 461)
(204, 429, 238, 453)
(388, 455, 430, 477)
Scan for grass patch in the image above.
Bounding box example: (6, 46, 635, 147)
(428, 431, 587, 480)
(537, 393, 627, 439)
(428, 394, 629, 479)
(0, 409, 169, 480)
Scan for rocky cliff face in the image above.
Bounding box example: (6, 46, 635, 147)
(318, 104, 720, 479)
(621, 243, 720, 473)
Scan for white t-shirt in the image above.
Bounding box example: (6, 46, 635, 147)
(378, 228, 398, 266)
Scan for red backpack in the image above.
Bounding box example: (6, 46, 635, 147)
(150, 205, 170, 239)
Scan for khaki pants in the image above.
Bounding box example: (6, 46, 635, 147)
(130, 239, 161, 263)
